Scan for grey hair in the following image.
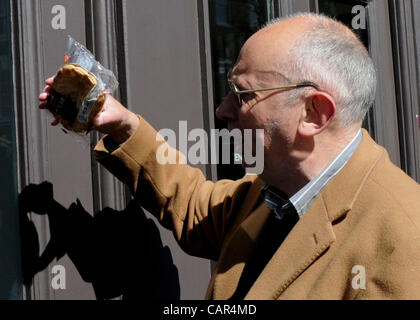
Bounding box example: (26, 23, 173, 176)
(263, 13, 377, 127)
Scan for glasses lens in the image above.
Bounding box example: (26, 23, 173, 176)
(227, 79, 241, 105)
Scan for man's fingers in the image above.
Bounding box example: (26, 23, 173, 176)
(45, 77, 55, 85)
(91, 112, 103, 127)
(39, 86, 51, 102)
(39, 92, 49, 101)
(43, 86, 51, 94)
(39, 76, 57, 124)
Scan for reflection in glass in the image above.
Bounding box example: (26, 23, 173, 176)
(318, 0, 370, 47)
(209, 0, 274, 180)
(318, 0, 374, 133)
(0, 0, 23, 300)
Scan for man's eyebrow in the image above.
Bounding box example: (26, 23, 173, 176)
(230, 68, 291, 88)
(259, 70, 291, 83)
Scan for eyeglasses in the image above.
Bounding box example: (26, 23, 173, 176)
(227, 72, 320, 106)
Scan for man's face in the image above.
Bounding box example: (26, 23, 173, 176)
(215, 31, 304, 177)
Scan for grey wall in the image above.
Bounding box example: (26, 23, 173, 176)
(40, 0, 96, 300)
(15, 0, 100, 300)
(13, 0, 212, 300)
(123, 0, 211, 299)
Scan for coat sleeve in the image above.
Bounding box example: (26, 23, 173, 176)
(94, 115, 263, 260)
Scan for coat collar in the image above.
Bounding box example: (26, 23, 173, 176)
(210, 129, 386, 300)
(318, 129, 384, 223)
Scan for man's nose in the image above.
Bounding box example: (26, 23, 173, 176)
(215, 93, 239, 122)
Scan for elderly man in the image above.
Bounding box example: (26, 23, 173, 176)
(40, 13, 420, 299)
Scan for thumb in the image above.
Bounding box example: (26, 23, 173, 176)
(92, 112, 103, 127)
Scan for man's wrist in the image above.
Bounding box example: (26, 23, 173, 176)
(108, 113, 139, 145)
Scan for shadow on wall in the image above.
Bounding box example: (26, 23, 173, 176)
(18, 181, 180, 300)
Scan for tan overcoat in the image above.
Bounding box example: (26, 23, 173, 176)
(95, 115, 420, 299)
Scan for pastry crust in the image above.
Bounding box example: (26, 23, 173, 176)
(47, 63, 105, 133)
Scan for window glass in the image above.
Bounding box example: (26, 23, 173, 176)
(318, 0, 374, 133)
(209, 0, 274, 180)
(0, 0, 23, 300)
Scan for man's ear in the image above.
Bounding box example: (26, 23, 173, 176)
(298, 92, 336, 137)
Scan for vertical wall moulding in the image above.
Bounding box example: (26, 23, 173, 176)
(367, 0, 401, 167)
(388, 0, 420, 182)
(197, 0, 218, 183)
(84, 0, 127, 213)
(11, 0, 53, 300)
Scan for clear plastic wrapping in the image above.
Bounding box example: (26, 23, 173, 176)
(64, 36, 119, 97)
(46, 36, 119, 135)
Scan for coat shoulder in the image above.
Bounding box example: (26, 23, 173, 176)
(366, 154, 420, 232)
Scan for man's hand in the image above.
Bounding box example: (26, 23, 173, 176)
(39, 76, 140, 145)
(39, 77, 60, 126)
(91, 94, 140, 145)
